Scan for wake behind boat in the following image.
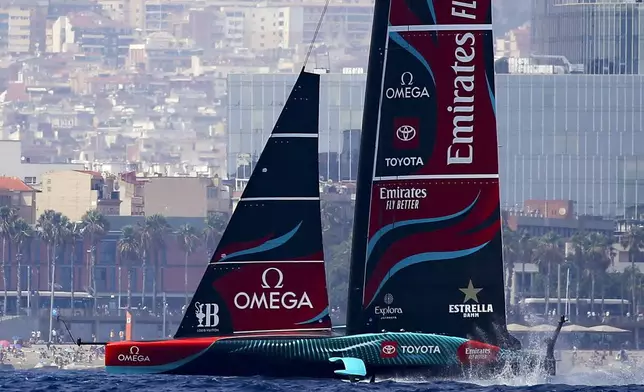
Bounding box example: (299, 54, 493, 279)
(104, 0, 564, 381)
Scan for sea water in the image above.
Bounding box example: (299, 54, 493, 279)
(0, 369, 643, 392)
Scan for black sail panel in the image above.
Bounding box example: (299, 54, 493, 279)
(175, 71, 331, 338)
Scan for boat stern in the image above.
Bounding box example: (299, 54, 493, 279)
(456, 340, 501, 366)
(105, 338, 216, 374)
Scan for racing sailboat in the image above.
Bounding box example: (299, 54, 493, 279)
(104, 0, 564, 379)
(345, 0, 564, 378)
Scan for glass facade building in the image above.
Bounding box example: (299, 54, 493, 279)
(497, 74, 644, 216)
(227, 73, 644, 217)
(531, 0, 644, 74)
(227, 73, 365, 182)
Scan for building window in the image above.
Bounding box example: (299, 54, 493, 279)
(24, 176, 36, 184)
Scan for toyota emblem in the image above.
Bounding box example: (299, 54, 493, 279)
(396, 125, 416, 142)
(382, 344, 396, 355)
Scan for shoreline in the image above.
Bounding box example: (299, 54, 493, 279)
(1, 344, 104, 370)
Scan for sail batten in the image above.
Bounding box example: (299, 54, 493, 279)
(388, 24, 492, 32)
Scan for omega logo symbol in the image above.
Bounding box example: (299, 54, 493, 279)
(400, 71, 413, 86)
(130, 346, 140, 355)
(396, 125, 417, 142)
(261, 267, 284, 289)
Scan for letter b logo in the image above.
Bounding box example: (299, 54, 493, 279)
(204, 303, 219, 327)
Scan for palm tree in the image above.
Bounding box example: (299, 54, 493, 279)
(567, 233, 587, 319)
(517, 232, 536, 299)
(137, 214, 171, 312)
(0, 206, 17, 314)
(117, 225, 140, 311)
(622, 265, 643, 315)
(37, 210, 69, 342)
(80, 210, 110, 315)
(64, 221, 83, 315)
(203, 212, 227, 255)
(321, 201, 352, 246)
(176, 224, 200, 306)
(501, 224, 519, 305)
(136, 219, 152, 309)
(620, 225, 644, 316)
(585, 232, 613, 313)
(150, 214, 171, 311)
(36, 210, 56, 288)
(533, 232, 565, 315)
(12, 218, 33, 315)
(37, 211, 69, 291)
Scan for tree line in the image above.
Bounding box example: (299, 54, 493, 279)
(502, 224, 644, 317)
(3, 201, 643, 320)
(0, 205, 228, 317)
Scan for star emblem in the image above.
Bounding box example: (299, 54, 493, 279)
(459, 280, 482, 303)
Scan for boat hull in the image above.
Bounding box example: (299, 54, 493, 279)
(105, 332, 545, 379)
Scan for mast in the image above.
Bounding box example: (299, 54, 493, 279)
(346, 0, 391, 335)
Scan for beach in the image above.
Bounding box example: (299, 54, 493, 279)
(1, 344, 104, 370)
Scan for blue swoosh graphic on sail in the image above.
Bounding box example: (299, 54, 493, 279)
(389, 32, 435, 84)
(296, 307, 329, 325)
(219, 222, 303, 261)
(486, 74, 496, 116)
(366, 193, 480, 262)
(366, 242, 490, 307)
(426, 0, 437, 24)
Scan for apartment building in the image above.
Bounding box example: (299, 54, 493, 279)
(117, 172, 231, 218)
(0, 140, 84, 187)
(37, 170, 121, 221)
(128, 32, 202, 73)
(237, 1, 373, 50)
(243, 6, 302, 50)
(185, 6, 226, 55)
(0, 4, 46, 54)
(221, 7, 243, 48)
(143, 0, 186, 35)
(118, 171, 144, 216)
(141, 176, 229, 217)
(0, 176, 37, 224)
(97, 0, 128, 23)
(51, 11, 134, 67)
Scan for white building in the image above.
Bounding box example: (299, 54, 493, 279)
(0, 141, 84, 187)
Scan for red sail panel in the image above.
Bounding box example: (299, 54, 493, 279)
(389, 0, 492, 27)
(213, 263, 331, 333)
